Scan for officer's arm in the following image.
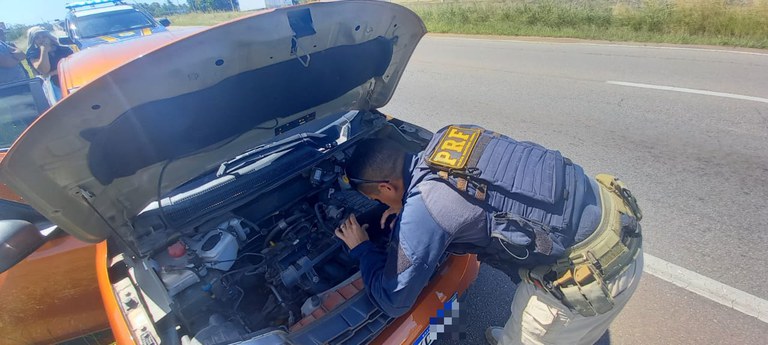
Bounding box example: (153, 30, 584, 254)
(349, 196, 451, 317)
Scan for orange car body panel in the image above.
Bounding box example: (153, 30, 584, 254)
(371, 254, 480, 345)
(95, 242, 134, 345)
(98, 241, 478, 345)
(0, 234, 106, 344)
(58, 10, 277, 98)
(0, 183, 23, 203)
(59, 28, 202, 98)
(0, 153, 24, 203)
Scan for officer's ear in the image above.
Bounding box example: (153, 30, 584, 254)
(378, 179, 405, 196)
(372, 183, 398, 207)
(376, 182, 393, 195)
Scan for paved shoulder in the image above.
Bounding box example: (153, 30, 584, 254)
(610, 274, 768, 344)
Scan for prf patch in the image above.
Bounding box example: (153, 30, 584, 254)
(427, 126, 482, 169)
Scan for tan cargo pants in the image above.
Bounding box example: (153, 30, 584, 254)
(500, 252, 644, 345)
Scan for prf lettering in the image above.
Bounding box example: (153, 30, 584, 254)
(432, 128, 475, 167)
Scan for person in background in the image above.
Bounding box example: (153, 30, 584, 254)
(25, 27, 73, 99)
(0, 26, 29, 84)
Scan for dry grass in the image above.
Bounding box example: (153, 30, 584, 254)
(167, 11, 247, 26)
(408, 0, 768, 48)
(150, 1, 768, 49)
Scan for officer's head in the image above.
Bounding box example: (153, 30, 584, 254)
(346, 138, 406, 211)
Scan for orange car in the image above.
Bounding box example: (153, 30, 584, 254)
(0, 2, 479, 344)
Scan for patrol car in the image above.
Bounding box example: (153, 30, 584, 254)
(0, 2, 479, 344)
(62, 0, 170, 49)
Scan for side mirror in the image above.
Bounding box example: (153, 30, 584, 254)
(58, 36, 75, 46)
(0, 220, 46, 273)
(158, 18, 171, 27)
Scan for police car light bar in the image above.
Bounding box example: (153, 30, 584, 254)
(65, 0, 125, 10)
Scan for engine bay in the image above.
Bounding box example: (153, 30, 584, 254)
(106, 115, 435, 344)
(145, 161, 389, 343)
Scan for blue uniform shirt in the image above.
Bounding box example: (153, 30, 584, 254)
(349, 153, 489, 316)
(350, 152, 602, 317)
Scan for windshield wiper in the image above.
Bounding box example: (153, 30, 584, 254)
(216, 133, 335, 177)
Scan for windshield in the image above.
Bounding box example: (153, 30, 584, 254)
(73, 9, 154, 38)
(0, 83, 44, 151)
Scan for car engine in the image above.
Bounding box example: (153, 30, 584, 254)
(145, 162, 388, 344)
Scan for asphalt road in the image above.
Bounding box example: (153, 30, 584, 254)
(381, 35, 768, 344)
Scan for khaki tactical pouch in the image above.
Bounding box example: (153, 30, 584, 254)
(521, 174, 642, 317)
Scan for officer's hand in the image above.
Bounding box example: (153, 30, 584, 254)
(380, 208, 399, 229)
(335, 214, 369, 250)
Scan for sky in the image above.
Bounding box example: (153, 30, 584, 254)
(1, 0, 188, 25)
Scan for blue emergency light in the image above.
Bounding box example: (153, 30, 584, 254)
(65, 0, 125, 10)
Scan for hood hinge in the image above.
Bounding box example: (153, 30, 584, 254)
(74, 187, 95, 202)
(291, 36, 311, 68)
(364, 79, 376, 107)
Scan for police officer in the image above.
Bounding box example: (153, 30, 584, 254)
(335, 125, 643, 345)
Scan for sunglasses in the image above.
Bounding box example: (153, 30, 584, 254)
(347, 176, 390, 188)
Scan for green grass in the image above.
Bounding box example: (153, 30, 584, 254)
(407, 0, 768, 49)
(165, 1, 768, 49)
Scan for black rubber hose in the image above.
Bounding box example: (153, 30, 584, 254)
(279, 222, 311, 241)
(262, 213, 305, 247)
(314, 203, 331, 233)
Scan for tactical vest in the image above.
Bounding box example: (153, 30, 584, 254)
(412, 125, 591, 275)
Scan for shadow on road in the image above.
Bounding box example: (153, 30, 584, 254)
(434, 265, 613, 345)
(435, 265, 515, 345)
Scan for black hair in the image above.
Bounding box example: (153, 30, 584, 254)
(346, 138, 405, 194)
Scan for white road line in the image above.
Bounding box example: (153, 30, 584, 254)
(644, 254, 768, 323)
(428, 35, 768, 57)
(607, 81, 768, 104)
(583, 43, 768, 57)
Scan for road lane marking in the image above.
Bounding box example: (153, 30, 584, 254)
(607, 81, 768, 104)
(428, 35, 768, 57)
(584, 43, 768, 57)
(644, 254, 768, 323)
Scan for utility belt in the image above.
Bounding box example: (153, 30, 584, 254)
(519, 174, 643, 317)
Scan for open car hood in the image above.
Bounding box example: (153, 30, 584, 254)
(0, 1, 426, 243)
